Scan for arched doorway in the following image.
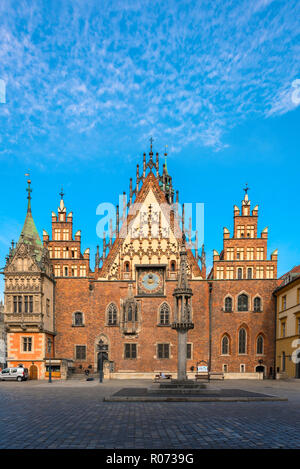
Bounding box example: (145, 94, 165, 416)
(255, 365, 265, 376)
(97, 351, 109, 371)
(29, 364, 38, 380)
(94, 334, 110, 372)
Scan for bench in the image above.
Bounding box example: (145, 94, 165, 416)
(154, 373, 172, 383)
(195, 373, 209, 381)
(209, 372, 224, 380)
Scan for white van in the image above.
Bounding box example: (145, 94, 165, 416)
(0, 367, 29, 382)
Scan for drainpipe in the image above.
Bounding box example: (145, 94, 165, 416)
(208, 282, 213, 372)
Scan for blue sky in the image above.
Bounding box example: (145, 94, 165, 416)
(0, 0, 299, 298)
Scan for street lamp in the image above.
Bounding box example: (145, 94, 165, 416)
(47, 338, 52, 383)
(97, 339, 108, 383)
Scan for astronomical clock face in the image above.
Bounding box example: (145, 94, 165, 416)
(137, 267, 165, 296)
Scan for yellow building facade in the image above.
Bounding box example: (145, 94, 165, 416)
(275, 268, 300, 379)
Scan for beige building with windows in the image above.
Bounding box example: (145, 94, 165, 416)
(275, 266, 300, 379)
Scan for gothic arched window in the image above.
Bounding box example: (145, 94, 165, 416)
(224, 297, 233, 312)
(238, 294, 248, 311)
(159, 303, 170, 325)
(125, 262, 130, 272)
(257, 335, 264, 354)
(124, 301, 138, 322)
(170, 261, 176, 272)
(238, 328, 247, 354)
(237, 268, 243, 279)
(247, 268, 252, 279)
(74, 312, 83, 326)
(107, 303, 118, 325)
(127, 305, 133, 321)
(254, 297, 261, 312)
(221, 335, 229, 355)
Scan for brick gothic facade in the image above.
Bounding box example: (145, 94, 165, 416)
(3, 147, 280, 379)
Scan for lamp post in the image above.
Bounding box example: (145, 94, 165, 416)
(97, 339, 108, 383)
(47, 338, 52, 383)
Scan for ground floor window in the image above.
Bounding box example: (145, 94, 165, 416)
(75, 345, 86, 360)
(124, 343, 137, 359)
(157, 343, 170, 359)
(45, 365, 61, 373)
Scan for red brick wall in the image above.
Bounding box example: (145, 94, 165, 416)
(210, 279, 278, 374)
(54, 278, 210, 373)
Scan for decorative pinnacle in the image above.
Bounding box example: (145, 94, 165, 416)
(25, 173, 32, 212)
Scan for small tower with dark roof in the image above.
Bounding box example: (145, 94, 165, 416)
(3, 178, 55, 380)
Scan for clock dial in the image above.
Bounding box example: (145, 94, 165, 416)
(137, 268, 164, 296)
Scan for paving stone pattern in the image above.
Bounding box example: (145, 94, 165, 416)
(0, 379, 300, 449)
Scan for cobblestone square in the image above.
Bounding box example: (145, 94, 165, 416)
(0, 379, 300, 449)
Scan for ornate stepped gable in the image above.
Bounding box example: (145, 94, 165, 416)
(209, 184, 278, 280)
(97, 145, 205, 281)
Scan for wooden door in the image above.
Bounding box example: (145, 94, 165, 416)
(29, 365, 38, 380)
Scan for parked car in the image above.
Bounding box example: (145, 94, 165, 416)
(0, 367, 29, 382)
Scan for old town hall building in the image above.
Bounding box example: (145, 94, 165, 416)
(2, 145, 279, 380)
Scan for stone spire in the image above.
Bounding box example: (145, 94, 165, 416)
(95, 245, 100, 269)
(17, 178, 43, 262)
(172, 233, 194, 381)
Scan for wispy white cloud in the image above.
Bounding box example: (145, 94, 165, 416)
(0, 0, 299, 159)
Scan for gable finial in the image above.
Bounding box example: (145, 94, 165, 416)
(25, 172, 32, 212)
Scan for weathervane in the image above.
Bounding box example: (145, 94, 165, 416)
(25, 172, 32, 212)
(244, 183, 250, 195)
(149, 136, 154, 151)
(59, 186, 65, 200)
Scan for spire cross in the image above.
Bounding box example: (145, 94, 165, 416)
(59, 187, 65, 199)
